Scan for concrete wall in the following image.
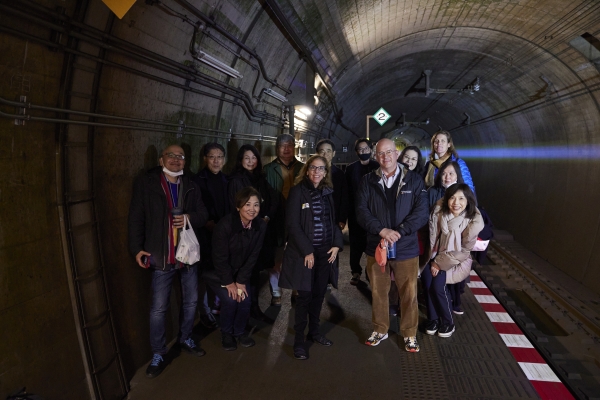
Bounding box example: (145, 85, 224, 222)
(0, 1, 90, 397)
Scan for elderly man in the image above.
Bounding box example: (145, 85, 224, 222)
(356, 139, 428, 352)
(316, 139, 349, 230)
(264, 133, 304, 305)
(128, 144, 209, 378)
(193, 143, 230, 328)
(345, 138, 379, 285)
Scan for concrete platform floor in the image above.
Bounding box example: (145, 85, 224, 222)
(126, 245, 540, 400)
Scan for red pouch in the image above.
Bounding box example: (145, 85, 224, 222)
(375, 239, 387, 273)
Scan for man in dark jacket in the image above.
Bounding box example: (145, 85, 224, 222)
(316, 139, 349, 229)
(345, 138, 379, 285)
(356, 139, 428, 352)
(128, 144, 209, 378)
(192, 142, 230, 328)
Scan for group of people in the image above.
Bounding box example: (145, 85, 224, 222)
(128, 129, 487, 378)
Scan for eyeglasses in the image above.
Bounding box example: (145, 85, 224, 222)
(357, 147, 371, 154)
(206, 155, 225, 161)
(163, 153, 185, 160)
(376, 150, 396, 158)
(318, 149, 333, 154)
(308, 165, 326, 172)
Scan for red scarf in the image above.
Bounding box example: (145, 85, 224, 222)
(159, 173, 179, 266)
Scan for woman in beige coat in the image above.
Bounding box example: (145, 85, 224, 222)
(423, 183, 484, 338)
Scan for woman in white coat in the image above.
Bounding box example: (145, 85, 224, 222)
(424, 183, 484, 338)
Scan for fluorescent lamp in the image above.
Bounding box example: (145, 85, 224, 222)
(295, 110, 308, 120)
(192, 51, 243, 79)
(299, 107, 312, 115)
(264, 88, 288, 102)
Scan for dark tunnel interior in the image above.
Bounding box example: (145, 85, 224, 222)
(1, 0, 599, 398)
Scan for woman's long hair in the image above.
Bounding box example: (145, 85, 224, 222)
(398, 145, 425, 176)
(295, 155, 333, 189)
(433, 160, 464, 188)
(429, 130, 460, 161)
(233, 144, 263, 178)
(441, 183, 477, 219)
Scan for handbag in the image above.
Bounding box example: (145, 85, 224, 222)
(176, 215, 201, 265)
(472, 238, 490, 251)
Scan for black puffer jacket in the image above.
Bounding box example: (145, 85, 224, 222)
(279, 179, 344, 292)
(212, 212, 267, 286)
(128, 167, 208, 270)
(356, 164, 429, 259)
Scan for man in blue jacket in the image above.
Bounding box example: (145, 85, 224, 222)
(356, 139, 428, 352)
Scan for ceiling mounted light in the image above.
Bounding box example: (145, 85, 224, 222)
(264, 88, 287, 102)
(299, 107, 312, 115)
(192, 51, 243, 79)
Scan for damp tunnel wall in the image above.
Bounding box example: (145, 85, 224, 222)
(1, 0, 600, 398)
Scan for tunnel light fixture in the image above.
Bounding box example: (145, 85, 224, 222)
(264, 88, 288, 102)
(298, 107, 312, 116)
(192, 51, 243, 79)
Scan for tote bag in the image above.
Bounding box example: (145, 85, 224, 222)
(176, 215, 201, 265)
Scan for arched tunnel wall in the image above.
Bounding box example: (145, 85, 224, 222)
(1, 0, 600, 398)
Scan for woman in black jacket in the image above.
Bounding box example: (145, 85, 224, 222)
(211, 187, 267, 351)
(279, 155, 344, 360)
(227, 144, 278, 319)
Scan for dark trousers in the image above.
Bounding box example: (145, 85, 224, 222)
(447, 282, 464, 310)
(209, 283, 251, 337)
(421, 264, 454, 326)
(149, 266, 198, 355)
(294, 247, 332, 343)
(348, 216, 367, 275)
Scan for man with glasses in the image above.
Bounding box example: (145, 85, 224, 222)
(316, 139, 349, 230)
(264, 133, 304, 305)
(356, 139, 428, 352)
(344, 138, 379, 285)
(192, 143, 230, 329)
(128, 144, 209, 378)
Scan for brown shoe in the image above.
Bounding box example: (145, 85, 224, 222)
(271, 295, 282, 306)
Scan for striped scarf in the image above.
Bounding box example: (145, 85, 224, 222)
(159, 173, 179, 266)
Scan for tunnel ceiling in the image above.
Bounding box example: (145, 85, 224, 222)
(273, 0, 600, 146)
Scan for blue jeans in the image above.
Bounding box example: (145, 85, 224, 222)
(210, 283, 251, 337)
(150, 266, 198, 355)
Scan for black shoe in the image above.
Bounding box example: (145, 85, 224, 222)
(425, 319, 439, 336)
(237, 335, 256, 348)
(222, 333, 237, 351)
(307, 334, 333, 346)
(145, 354, 166, 378)
(181, 338, 206, 357)
(438, 324, 456, 338)
(350, 273, 360, 285)
(199, 313, 219, 329)
(293, 343, 308, 360)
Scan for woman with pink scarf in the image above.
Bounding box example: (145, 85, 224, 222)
(423, 183, 484, 338)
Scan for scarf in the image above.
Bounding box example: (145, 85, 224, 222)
(424, 153, 450, 187)
(159, 173, 180, 266)
(437, 212, 469, 255)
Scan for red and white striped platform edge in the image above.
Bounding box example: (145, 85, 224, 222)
(467, 270, 574, 400)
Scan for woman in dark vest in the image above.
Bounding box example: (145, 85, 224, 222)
(280, 155, 344, 360)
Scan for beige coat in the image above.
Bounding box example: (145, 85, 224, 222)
(429, 204, 484, 284)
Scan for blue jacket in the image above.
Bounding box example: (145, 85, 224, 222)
(356, 164, 429, 259)
(425, 155, 475, 194)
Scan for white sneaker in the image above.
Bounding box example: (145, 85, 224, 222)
(365, 331, 388, 346)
